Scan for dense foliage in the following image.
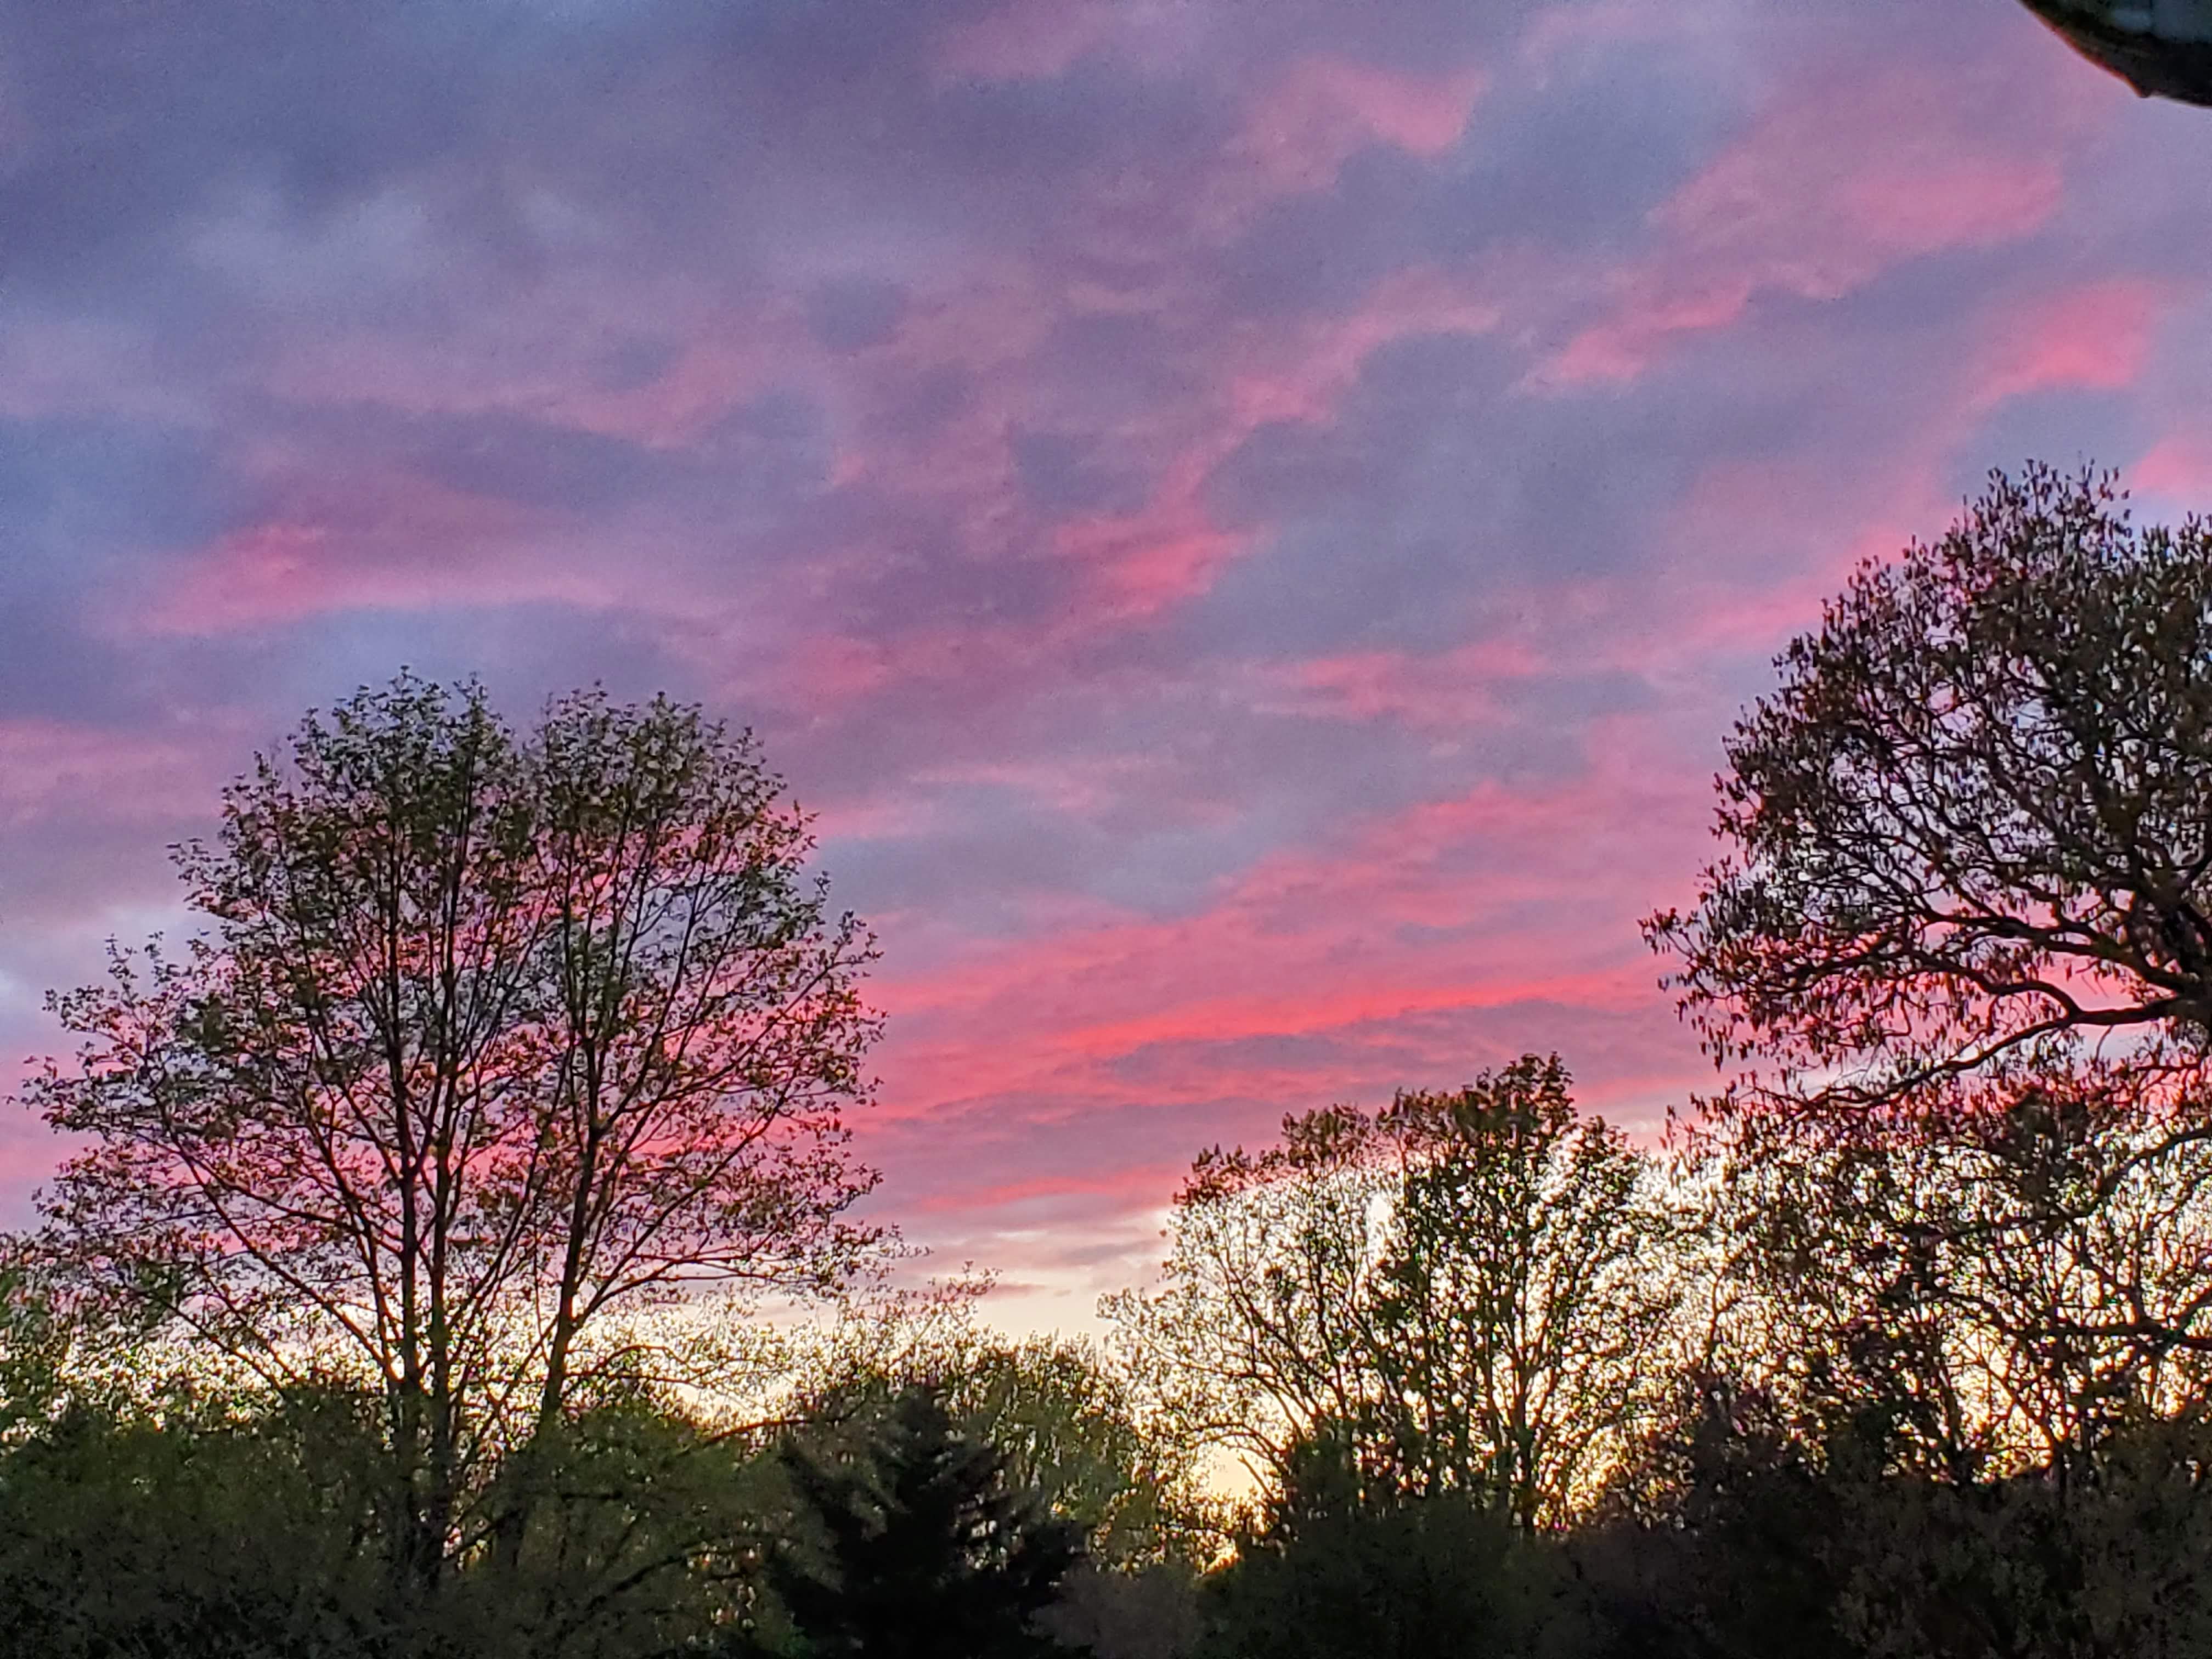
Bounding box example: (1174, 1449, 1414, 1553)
(768, 1386, 1081, 1659)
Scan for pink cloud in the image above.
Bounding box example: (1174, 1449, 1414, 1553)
(1011, 965, 1662, 1077)
(1228, 55, 1488, 199)
(1226, 262, 1506, 426)
(710, 255, 1507, 724)
(1661, 70, 2064, 272)
(259, 298, 801, 452)
(866, 717, 1711, 1162)
(910, 1162, 1184, 1219)
(1968, 278, 2171, 411)
(1058, 496, 1248, 620)
(2133, 436, 2212, 504)
(122, 482, 610, 637)
(1545, 61, 2083, 385)
(117, 55, 1510, 684)
(1245, 637, 1546, 729)
(1547, 287, 1753, 386)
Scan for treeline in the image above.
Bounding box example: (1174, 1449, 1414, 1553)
(0, 1284, 1203, 1657)
(1098, 1048, 2212, 1656)
(9, 464, 2212, 1655)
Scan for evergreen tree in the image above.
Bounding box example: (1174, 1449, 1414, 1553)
(770, 1386, 1081, 1659)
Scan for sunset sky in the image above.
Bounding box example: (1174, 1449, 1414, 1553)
(5, 0, 2212, 1331)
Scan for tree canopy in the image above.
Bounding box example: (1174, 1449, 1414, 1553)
(21, 674, 884, 1599)
(1108, 1055, 1675, 1526)
(1649, 465, 2212, 1116)
(770, 1386, 1082, 1659)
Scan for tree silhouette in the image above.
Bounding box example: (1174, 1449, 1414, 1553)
(1647, 464, 2212, 1116)
(22, 675, 884, 1604)
(1107, 1056, 1675, 1522)
(770, 1386, 1080, 1659)
(1204, 1427, 1581, 1659)
(1369, 1057, 1676, 1526)
(794, 1329, 1206, 1567)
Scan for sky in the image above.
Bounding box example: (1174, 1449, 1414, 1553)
(5, 0, 2212, 1334)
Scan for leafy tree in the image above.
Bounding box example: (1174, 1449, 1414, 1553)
(803, 1328, 1207, 1567)
(1704, 1059, 2212, 1481)
(766, 1385, 1081, 1659)
(1592, 1378, 2212, 1659)
(20, 675, 884, 1604)
(1647, 464, 2212, 1115)
(1582, 1372, 1855, 1659)
(0, 1387, 394, 1659)
(1035, 1562, 1204, 1659)
(780, 1306, 1209, 1654)
(1104, 1105, 1391, 1488)
(452, 1394, 787, 1659)
(950, 1339, 1203, 1566)
(1639, 461, 2212, 1508)
(1368, 1057, 1677, 1526)
(1107, 1057, 1678, 1525)
(0, 1251, 84, 1439)
(0, 1374, 800, 1659)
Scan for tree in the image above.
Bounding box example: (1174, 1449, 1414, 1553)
(769, 1274, 1209, 1568)
(1707, 1059, 2212, 1479)
(946, 1339, 1202, 1566)
(808, 1333, 1207, 1567)
(1034, 1562, 1203, 1659)
(1368, 1058, 1679, 1526)
(0, 1385, 394, 1659)
(1589, 1377, 2212, 1659)
(1647, 464, 2212, 1116)
(766, 1386, 1081, 1659)
(455, 1392, 788, 1659)
(0, 1365, 841, 1659)
(1640, 461, 2212, 1465)
(1581, 1372, 1858, 1659)
(1107, 1057, 1678, 1525)
(1102, 1105, 1404, 1489)
(21, 675, 883, 1604)
(1202, 1429, 1587, 1659)
(781, 1306, 1209, 1656)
